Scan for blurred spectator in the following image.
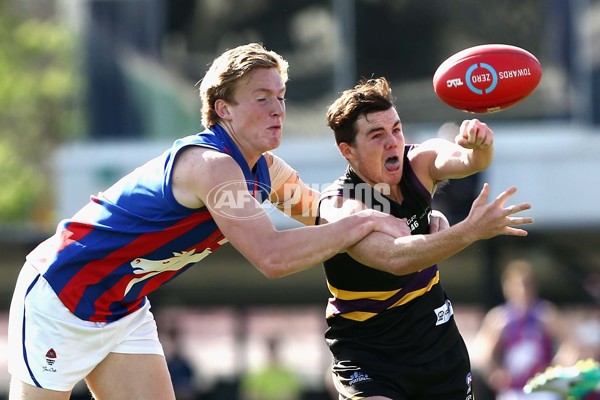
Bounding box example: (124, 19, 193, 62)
(239, 337, 301, 400)
(162, 322, 200, 400)
(472, 258, 568, 400)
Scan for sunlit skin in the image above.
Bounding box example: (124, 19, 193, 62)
(339, 108, 405, 202)
(7, 51, 417, 400)
(216, 68, 286, 168)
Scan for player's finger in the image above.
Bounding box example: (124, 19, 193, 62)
(472, 183, 491, 206)
(504, 203, 532, 215)
(507, 216, 535, 226)
(494, 186, 518, 205)
(481, 129, 494, 148)
(475, 127, 492, 148)
(504, 227, 529, 236)
(459, 119, 470, 136)
(465, 120, 479, 143)
(474, 123, 493, 147)
(458, 119, 477, 144)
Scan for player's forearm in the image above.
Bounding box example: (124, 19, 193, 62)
(378, 222, 476, 275)
(467, 146, 494, 172)
(252, 214, 376, 278)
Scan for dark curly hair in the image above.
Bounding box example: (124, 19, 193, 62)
(326, 77, 395, 145)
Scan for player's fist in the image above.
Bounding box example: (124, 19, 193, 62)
(455, 119, 493, 150)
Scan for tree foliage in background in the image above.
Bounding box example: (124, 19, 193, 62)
(0, 6, 84, 225)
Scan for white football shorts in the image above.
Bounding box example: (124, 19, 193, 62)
(8, 262, 164, 391)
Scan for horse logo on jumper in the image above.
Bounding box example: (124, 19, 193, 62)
(124, 238, 228, 295)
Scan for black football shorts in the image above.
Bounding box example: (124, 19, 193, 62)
(330, 337, 474, 400)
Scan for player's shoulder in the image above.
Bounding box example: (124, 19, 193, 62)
(178, 145, 232, 164)
(410, 138, 456, 154)
(175, 146, 241, 182)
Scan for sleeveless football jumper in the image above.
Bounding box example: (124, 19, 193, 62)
(26, 124, 271, 323)
(318, 145, 461, 366)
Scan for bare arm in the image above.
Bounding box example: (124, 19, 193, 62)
(172, 147, 407, 278)
(320, 183, 533, 275)
(410, 119, 494, 188)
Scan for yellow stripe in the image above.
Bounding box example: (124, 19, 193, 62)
(326, 271, 440, 321)
(333, 310, 378, 321)
(327, 281, 400, 301)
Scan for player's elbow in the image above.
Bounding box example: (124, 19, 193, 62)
(353, 251, 429, 276)
(362, 255, 412, 276)
(385, 257, 433, 276)
(253, 256, 287, 279)
(377, 257, 404, 275)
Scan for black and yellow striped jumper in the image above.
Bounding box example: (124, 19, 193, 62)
(317, 145, 472, 399)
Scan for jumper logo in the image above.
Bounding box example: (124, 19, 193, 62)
(125, 241, 228, 295)
(349, 371, 372, 385)
(434, 299, 454, 326)
(407, 214, 419, 231)
(466, 372, 473, 398)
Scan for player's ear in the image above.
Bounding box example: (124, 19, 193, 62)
(215, 99, 232, 120)
(338, 142, 355, 160)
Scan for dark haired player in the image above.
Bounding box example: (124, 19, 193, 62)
(318, 77, 534, 399)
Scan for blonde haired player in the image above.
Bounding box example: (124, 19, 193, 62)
(7, 43, 408, 400)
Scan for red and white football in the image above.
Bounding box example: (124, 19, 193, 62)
(432, 44, 542, 113)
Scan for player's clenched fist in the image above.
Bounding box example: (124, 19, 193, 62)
(455, 119, 493, 150)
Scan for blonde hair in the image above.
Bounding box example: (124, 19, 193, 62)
(198, 43, 289, 128)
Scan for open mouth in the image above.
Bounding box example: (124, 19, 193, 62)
(384, 156, 400, 172)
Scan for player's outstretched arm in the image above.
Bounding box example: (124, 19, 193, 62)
(340, 183, 533, 275)
(174, 147, 406, 279)
(414, 119, 494, 185)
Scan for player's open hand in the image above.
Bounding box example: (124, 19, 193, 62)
(464, 183, 533, 239)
